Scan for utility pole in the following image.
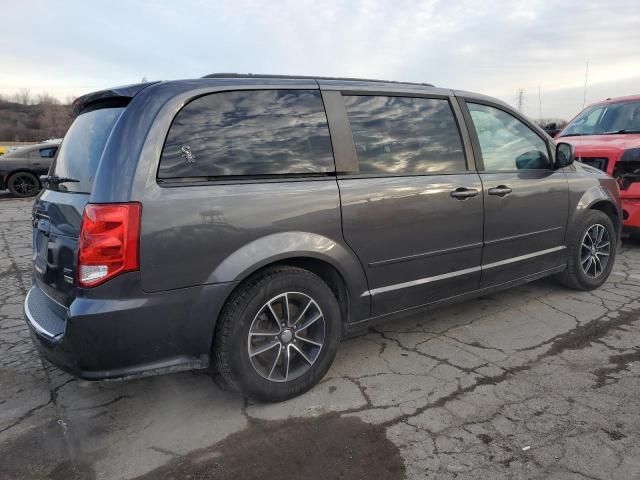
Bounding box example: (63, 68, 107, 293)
(516, 89, 525, 113)
(582, 61, 589, 109)
(538, 85, 542, 122)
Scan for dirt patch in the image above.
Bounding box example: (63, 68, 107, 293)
(593, 348, 640, 388)
(133, 413, 405, 480)
(0, 420, 95, 480)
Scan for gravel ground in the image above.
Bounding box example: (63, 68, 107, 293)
(1, 195, 640, 480)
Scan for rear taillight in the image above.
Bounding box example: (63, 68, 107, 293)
(78, 203, 141, 287)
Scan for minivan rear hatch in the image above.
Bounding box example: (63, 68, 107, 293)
(32, 99, 128, 309)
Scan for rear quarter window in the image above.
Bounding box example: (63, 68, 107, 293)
(51, 107, 124, 193)
(158, 90, 334, 179)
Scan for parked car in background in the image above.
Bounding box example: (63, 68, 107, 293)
(25, 76, 620, 402)
(557, 95, 640, 236)
(0, 142, 60, 197)
(543, 122, 562, 138)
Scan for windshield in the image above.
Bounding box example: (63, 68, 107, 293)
(50, 106, 124, 193)
(560, 100, 640, 137)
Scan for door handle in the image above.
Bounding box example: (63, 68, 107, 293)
(450, 187, 479, 200)
(488, 185, 513, 197)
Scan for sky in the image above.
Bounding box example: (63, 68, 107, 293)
(1, 0, 639, 119)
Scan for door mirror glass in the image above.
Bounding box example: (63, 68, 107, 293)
(515, 150, 549, 170)
(555, 142, 574, 168)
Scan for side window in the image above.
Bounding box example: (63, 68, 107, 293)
(468, 103, 550, 171)
(159, 90, 334, 179)
(39, 147, 57, 158)
(343, 95, 466, 174)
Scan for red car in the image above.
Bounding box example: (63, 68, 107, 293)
(557, 95, 640, 236)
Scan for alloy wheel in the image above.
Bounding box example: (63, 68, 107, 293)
(10, 173, 38, 196)
(580, 223, 610, 278)
(247, 292, 325, 382)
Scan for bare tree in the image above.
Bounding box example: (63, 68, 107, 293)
(16, 88, 32, 105)
(36, 92, 59, 105)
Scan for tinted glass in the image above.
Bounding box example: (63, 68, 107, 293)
(39, 147, 57, 158)
(159, 90, 334, 178)
(343, 95, 466, 174)
(561, 101, 640, 136)
(468, 103, 550, 170)
(51, 107, 124, 193)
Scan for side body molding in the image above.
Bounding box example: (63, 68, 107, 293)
(208, 231, 371, 322)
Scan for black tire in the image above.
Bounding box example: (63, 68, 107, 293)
(7, 171, 40, 197)
(557, 210, 617, 290)
(214, 266, 342, 402)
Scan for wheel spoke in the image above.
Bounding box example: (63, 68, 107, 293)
(267, 347, 281, 379)
(291, 344, 314, 364)
(295, 334, 323, 348)
(249, 340, 280, 358)
(297, 312, 322, 332)
(593, 255, 602, 276)
(250, 330, 279, 337)
(283, 293, 290, 325)
(292, 299, 313, 327)
(283, 345, 291, 380)
(267, 302, 282, 325)
(584, 257, 593, 274)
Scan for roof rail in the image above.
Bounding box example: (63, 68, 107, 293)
(201, 73, 434, 87)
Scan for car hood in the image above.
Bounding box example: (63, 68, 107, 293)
(559, 134, 640, 155)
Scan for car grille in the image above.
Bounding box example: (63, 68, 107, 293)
(580, 157, 608, 172)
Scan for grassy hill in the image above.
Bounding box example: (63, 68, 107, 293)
(0, 98, 72, 142)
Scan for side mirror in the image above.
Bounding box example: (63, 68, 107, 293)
(515, 150, 549, 170)
(555, 142, 574, 168)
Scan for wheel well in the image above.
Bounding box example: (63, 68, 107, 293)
(590, 201, 620, 231)
(242, 257, 351, 324)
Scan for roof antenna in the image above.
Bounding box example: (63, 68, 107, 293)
(582, 61, 589, 109)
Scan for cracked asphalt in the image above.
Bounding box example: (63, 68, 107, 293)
(1, 195, 640, 479)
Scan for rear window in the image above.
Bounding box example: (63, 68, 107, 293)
(51, 107, 124, 193)
(158, 90, 334, 179)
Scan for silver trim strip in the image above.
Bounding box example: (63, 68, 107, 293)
(366, 265, 481, 297)
(482, 245, 565, 270)
(365, 245, 565, 297)
(24, 287, 62, 340)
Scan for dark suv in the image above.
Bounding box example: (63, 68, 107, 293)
(25, 75, 621, 401)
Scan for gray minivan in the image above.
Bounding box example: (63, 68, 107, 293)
(25, 75, 621, 401)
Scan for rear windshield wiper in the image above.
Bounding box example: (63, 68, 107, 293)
(40, 175, 80, 186)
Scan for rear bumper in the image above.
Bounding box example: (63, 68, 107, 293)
(622, 198, 640, 229)
(24, 275, 237, 379)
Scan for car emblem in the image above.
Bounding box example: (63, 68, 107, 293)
(180, 145, 195, 163)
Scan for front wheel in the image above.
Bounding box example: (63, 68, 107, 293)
(557, 210, 617, 290)
(214, 266, 342, 402)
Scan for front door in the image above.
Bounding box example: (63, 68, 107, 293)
(337, 94, 484, 317)
(464, 101, 569, 287)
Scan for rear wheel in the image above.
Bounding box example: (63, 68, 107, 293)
(557, 210, 617, 290)
(214, 266, 341, 402)
(7, 172, 40, 197)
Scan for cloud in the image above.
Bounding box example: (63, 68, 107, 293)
(0, 0, 638, 118)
